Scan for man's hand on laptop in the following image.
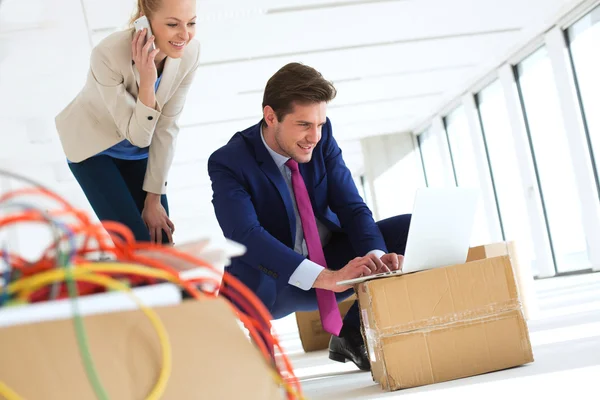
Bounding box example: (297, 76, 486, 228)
(380, 253, 404, 272)
(313, 254, 385, 292)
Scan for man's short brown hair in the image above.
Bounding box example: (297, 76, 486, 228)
(262, 63, 337, 122)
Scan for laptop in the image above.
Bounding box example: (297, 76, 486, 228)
(337, 187, 479, 286)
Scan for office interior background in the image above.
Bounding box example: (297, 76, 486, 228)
(1, 0, 599, 398)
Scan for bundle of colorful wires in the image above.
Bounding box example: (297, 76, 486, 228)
(0, 169, 306, 400)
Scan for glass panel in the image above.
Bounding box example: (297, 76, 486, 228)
(445, 106, 498, 246)
(418, 126, 456, 187)
(353, 175, 368, 206)
(374, 136, 427, 220)
(477, 80, 541, 275)
(568, 7, 600, 196)
(516, 47, 591, 273)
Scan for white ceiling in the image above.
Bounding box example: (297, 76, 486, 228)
(0, 0, 578, 244)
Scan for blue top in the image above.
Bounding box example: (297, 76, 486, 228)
(96, 75, 163, 160)
(68, 75, 162, 163)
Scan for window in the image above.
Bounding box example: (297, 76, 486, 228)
(477, 80, 541, 274)
(516, 47, 591, 273)
(354, 174, 369, 207)
(417, 126, 456, 188)
(445, 106, 499, 246)
(368, 134, 427, 220)
(567, 7, 600, 198)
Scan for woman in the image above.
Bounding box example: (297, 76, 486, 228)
(55, 0, 200, 244)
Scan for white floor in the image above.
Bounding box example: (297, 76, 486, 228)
(272, 272, 600, 399)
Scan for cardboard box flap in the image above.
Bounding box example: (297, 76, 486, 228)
(363, 256, 519, 334)
(467, 242, 515, 262)
(378, 309, 533, 391)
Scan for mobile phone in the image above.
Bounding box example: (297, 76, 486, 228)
(133, 15, 156, 52)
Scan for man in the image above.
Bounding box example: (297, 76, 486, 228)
(208, 63, 411, 371)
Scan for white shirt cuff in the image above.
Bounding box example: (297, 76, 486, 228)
(367, 249, 386, 259)
(288, 259, 325, 291)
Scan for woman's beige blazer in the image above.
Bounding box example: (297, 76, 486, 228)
(55, 29, 201, 194)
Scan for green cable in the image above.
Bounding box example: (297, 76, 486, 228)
(62, 253, 109, 400)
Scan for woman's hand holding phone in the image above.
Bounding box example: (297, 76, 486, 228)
(132, 29, 160, 109)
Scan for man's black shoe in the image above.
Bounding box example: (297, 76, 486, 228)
(328, 325, 371, 371)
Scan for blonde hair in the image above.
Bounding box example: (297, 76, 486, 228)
(129, 0, 163, 26)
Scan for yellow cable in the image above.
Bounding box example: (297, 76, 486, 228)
(0, 381, 22, 400)
(270, 370, 306, 400)
(76, 274, 172, 400)
(3, 271, 171, 400)
(8, 263, 178, 298)
(7, 264, 305, 399)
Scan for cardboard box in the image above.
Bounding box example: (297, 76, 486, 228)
(467, 241, 538, 320)
(0, 298, 282, 399)
(467, 241, 516, 262)
(296, 295, 356, 352)
(357, 255, 534, 391)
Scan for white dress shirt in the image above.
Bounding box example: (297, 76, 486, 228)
(260, 127, 384, 290)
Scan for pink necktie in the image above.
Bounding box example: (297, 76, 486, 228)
(286, 159, 343, 336)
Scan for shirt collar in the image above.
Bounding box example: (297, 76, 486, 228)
(260, 124, 290, 169)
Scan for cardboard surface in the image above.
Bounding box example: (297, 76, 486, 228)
(467, 241, 513, 262)
(296, 295, 355, 352)
(467, 241, 539, 320)
(0, 299, 282, 400)
(357, 255, 534, 391)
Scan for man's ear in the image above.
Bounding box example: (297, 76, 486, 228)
(263, 106, 277, 127)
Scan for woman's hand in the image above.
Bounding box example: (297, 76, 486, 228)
(132, 29, 160, 108)
(141, 193, 174, 244)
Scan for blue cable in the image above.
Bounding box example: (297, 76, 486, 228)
(0, 245, 12, 307)
(0, 203, 77, 306)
